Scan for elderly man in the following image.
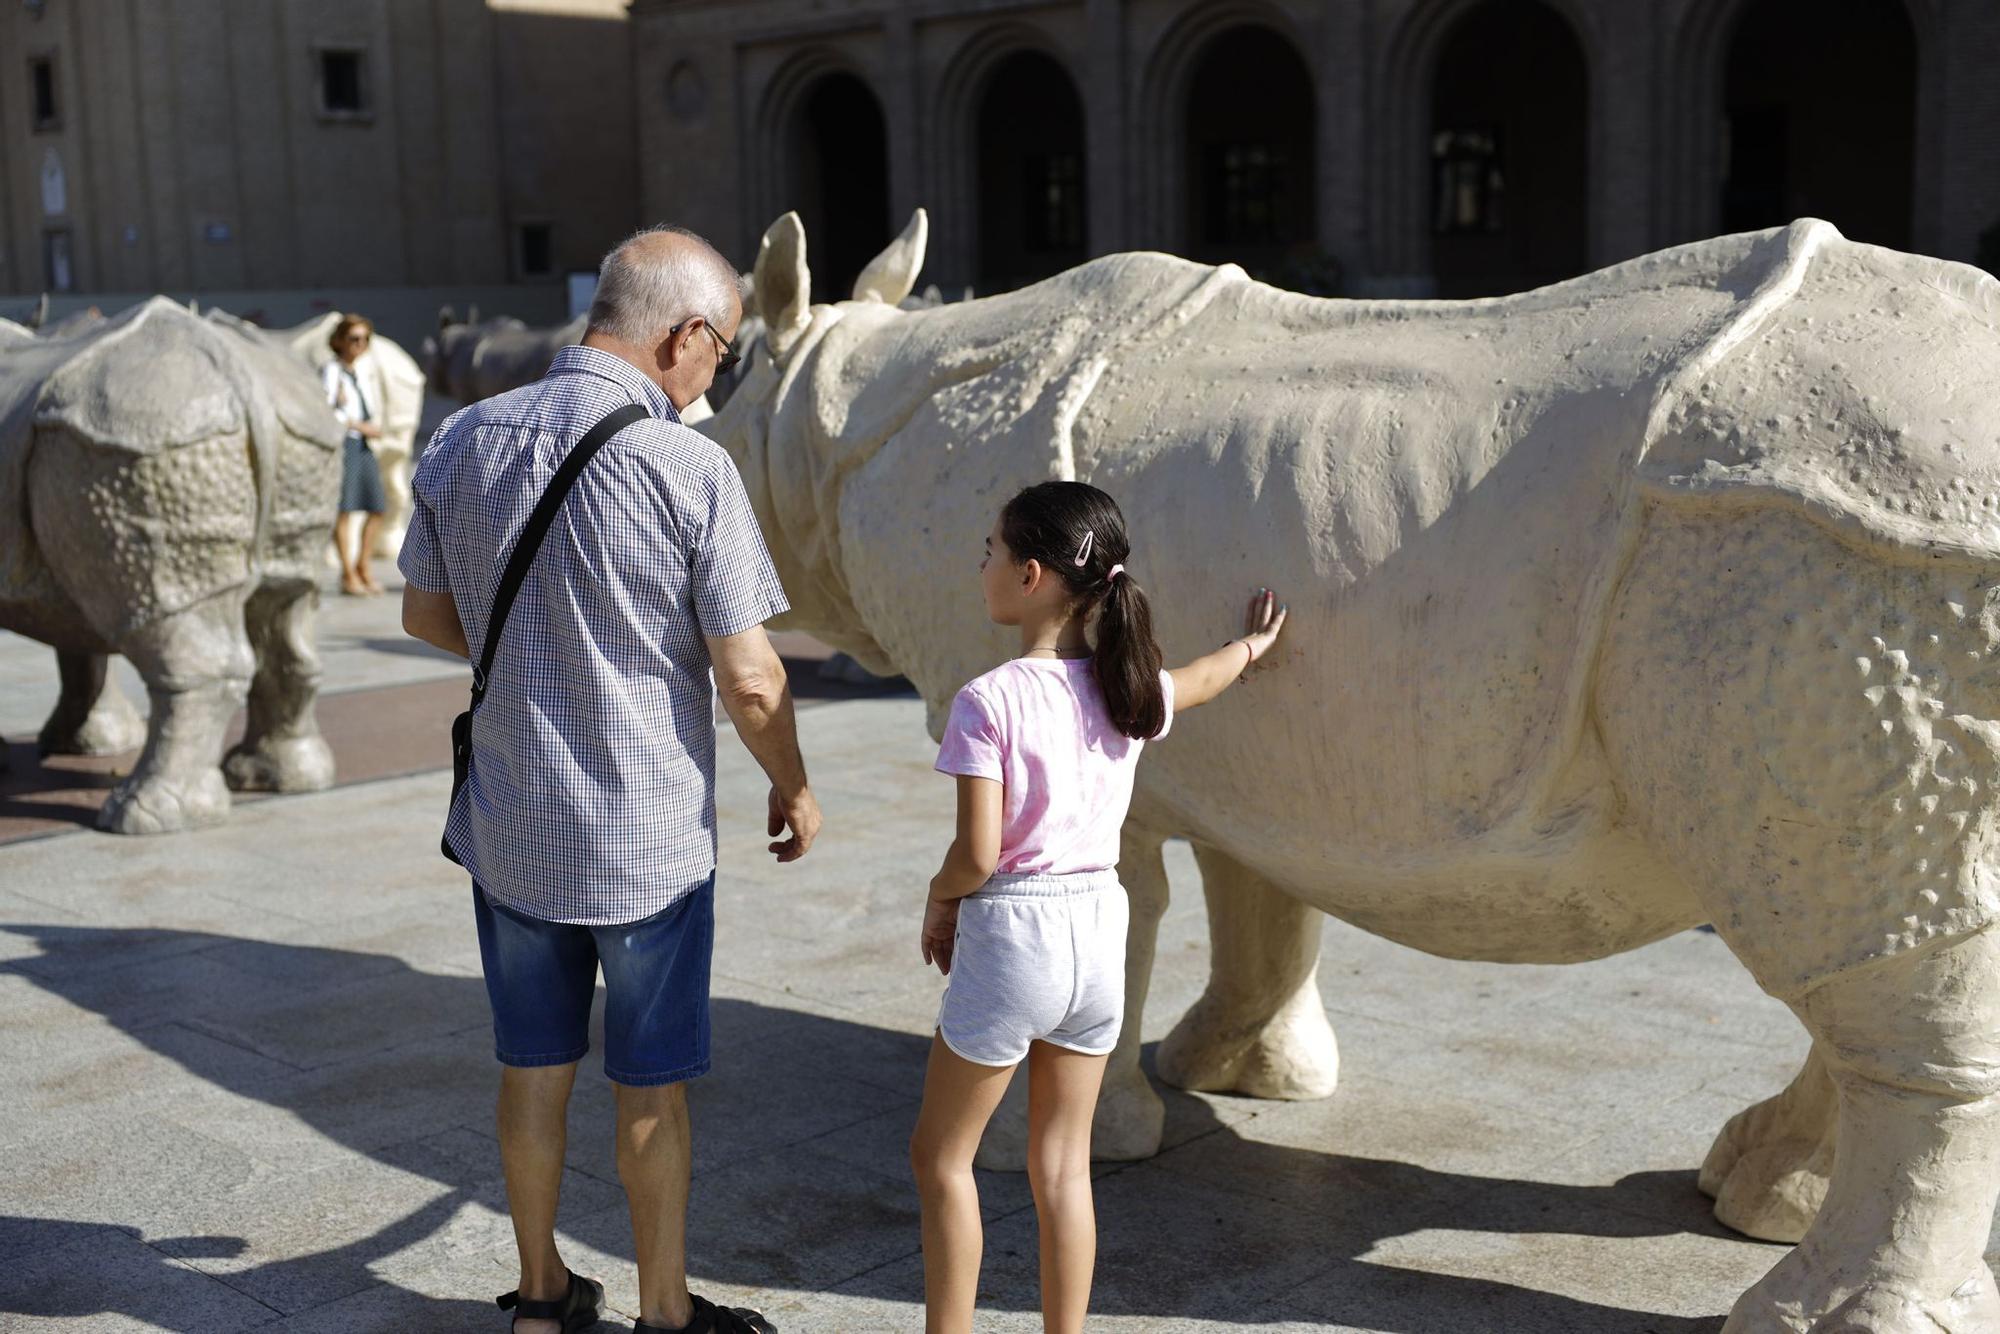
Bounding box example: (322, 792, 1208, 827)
(401, 226, 815, 1334)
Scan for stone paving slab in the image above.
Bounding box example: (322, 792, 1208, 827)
(0, 641, 1977, 1331)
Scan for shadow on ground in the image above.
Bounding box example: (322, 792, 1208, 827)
(2, 924, 1737, 1331)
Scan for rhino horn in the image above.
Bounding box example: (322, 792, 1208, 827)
(466, 303, 481, 326)
(755, 211, 812, 359)
(852, 208, 928, 306)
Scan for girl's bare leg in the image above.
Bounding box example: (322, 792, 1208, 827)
(1027, 1042, 1108, 1334)
(911, 1035, 1019, 1334)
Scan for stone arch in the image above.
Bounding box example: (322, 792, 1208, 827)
(1370, 0, 1601, 293)
(752, 49, 893, 303)
(1135, 1, 1318, 263)
(929, 23, 1088, 292)
(1666, 0, 1930, 250)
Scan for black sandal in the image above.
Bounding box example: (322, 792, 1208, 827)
(634, 1293, 776, 1333)
(496, 1269, 605, 1332)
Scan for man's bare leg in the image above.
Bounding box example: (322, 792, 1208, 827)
(498, 1063, 580, 1334)
(619, 1081, 696, 1329)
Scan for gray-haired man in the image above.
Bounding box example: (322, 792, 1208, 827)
(402, 227, 814, 1334)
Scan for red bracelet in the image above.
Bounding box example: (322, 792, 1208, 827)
(1239, 639, 1255, 672)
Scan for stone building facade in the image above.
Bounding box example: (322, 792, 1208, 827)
(633, 0, 2000, 300)
(0, 0, 636, 300)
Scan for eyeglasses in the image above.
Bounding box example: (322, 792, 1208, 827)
(673, 319, 739, 373)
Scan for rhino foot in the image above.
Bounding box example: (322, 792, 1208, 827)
(223, 735, 334, 793)
(98, 768, 231, 835)
(1724, 1265, 2000, 1334)
(1702, 1050, 1836, 1244)
(1156, 984, 1339, 1101)
(1090, 1063, 1165, 1162)
(40, 695, 146, 757)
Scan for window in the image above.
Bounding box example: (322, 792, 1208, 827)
(43, 229, 73, 293)
(1203, 142, 1292, 246)
(1024, 153, 1084, 253)
(29, 55, 57, 130)
(317, 48, 368, 118)
(1432, 129, 1505, 234)
(519, 223, 554, 278)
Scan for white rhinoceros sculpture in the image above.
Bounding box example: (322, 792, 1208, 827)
(705, 208, 2000, 1332)
(0, 296, 344, 832)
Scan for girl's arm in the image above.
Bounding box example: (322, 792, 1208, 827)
(1168, 588, 1289, 712)
(922, 776, 1003, 974)
(929, 776, 1003, 902)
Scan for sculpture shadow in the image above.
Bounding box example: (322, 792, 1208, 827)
(0, 924, 1751, 1330)
(0, 740, 123, 835)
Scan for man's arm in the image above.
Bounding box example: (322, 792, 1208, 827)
(707, 624, 821, 861)
(401, 585, 470, 659)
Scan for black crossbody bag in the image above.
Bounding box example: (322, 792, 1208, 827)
(442, 402, 651, 866)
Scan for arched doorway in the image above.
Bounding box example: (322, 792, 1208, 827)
(786, 71, 891, 303)
(975, 50, 1088, 293)
(1180, 25, 1316, 275)
(1720, 0, 1915, 249)
(1428, 0, 1588, 297)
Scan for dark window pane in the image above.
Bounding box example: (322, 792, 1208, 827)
(520, 224, 553, 276)
(1024, 153, 1084, 252)
(30, 58, 56, 128)
(321, 50, 364, 114)
(1431, 128, 1505, 234)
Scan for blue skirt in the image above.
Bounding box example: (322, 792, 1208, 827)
(339, 433, 386, 515)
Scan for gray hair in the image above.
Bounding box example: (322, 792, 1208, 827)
(586, 225, 739, 347)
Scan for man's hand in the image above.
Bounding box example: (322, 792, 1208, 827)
(921, 895, 960, 975)
(767, 784, 821, 862)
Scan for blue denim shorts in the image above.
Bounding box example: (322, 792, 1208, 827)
(471, 876, 714, 1086)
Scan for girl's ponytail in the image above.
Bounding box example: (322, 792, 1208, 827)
(1093, 571, 1166, 740)
(1000, 481, 1167, 740)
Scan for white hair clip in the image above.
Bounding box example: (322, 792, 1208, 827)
(1073, 529, 1095, 567)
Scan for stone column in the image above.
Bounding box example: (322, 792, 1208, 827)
(1590, 5, 1658, 266)
(1936, 0, 2000, 264)
(1085, 0, 1126, 257)
(885, 12, 922, 235)
(1318, 0, 1367, 275)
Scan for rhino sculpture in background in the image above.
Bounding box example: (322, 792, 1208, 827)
(705, 208, 2000, 1332)
(420, 308, 585, 405)
(0, 297, 344, 832)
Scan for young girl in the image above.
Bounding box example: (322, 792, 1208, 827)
(910, 480, 1288, 1334)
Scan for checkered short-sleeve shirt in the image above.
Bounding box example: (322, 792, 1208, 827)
(399, 345, 790, 924)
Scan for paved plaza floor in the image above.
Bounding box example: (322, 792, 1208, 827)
(1, 581, 1980, 1331)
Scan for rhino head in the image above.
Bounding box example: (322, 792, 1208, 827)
(700, 208, 935, 675)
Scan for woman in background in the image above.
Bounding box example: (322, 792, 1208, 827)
(324, 313, 387, 595)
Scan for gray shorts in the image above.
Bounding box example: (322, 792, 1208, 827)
(937, 869, 1128, 1067)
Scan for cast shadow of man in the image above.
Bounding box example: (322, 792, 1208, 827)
(0, 924, 1746, 1331)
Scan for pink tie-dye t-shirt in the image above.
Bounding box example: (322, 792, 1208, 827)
(934, 658, 1176, 876)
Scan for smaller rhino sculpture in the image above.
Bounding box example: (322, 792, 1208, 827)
(0, 297, 345, 832)
(420, 307, 585, 404)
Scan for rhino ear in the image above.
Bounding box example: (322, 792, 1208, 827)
(755, 211, 812, 359)
(853, 208, 928, 306)
(437, 305, 457, 331)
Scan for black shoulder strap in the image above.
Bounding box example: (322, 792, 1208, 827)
(470, 401, 650, 704)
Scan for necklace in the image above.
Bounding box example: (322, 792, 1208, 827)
(1023, 646, 1089, 659)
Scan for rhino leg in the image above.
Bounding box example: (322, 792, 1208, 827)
(1156, 844, 1338, 1101)
(100, 595, 252, 834)
(975, 824, 1171, 1170)
(1699, 1043, 1836, 1245)
(38, 651, 145, 756)
(1597, 507, 2000, 1328)
(1720, 932, 2000, 1334)
(223, 581, 334, 794)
